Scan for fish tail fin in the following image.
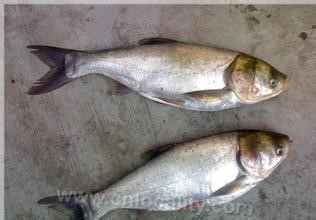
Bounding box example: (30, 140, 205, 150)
(27, 45, 77, 95)
(38, 193, 98, 220)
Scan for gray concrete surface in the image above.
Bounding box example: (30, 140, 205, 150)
(5, 5, 316, 220)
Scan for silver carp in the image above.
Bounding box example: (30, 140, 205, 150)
(38, 130, 292, 219)
(27, 38, 288, 111)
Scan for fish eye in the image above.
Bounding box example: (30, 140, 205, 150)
(269, 79, 279, 88)
(275, 145, 284, 156)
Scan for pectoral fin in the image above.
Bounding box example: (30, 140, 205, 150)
(184, 90, 232, 105)
(139, 92, 186, 108)
(205, 175, 259, 206)
(157, 97, 185, 107)
(139, 38, 178, 45)
(212, 175, 248, 197)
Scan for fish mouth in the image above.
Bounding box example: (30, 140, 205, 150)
(284, 137, 293, 151)
(271, 77, 289, 98)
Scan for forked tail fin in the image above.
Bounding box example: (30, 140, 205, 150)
(38, 193, 97, 220)
(27, 45, 77, 95)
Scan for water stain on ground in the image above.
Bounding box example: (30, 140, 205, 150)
(117, 140, 128, 156)
(298, 32, 307, 40)
(258, 188, 267, 201)
(248, 16, 260, 26)
(85, 17, 93, 22)
(245, 5, 258, 13)
(111, 20, 130, 46)
(18, 5, 33, 13)
(239, 5, 260, 30)
(282, 185, 287, 194)
(119, 6, 128, 14)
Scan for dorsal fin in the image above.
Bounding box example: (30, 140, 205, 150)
(139, 38, 178, 45)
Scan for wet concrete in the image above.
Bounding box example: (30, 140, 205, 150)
(5, 5, 316, 220)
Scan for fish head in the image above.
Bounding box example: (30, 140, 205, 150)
(229, 54, 288, 104)
(238, 131, 292, 179)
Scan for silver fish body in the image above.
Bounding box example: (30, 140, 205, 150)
(66, 43, 240, 111)
(91, 132, 252, 218)
(28, 39, 288, 111)
(67, 44, 236, 92)
(38, 131, 291, 219)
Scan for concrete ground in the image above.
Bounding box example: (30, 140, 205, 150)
(5, 5, 316, 220)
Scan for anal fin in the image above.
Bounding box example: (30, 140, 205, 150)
(108, 79, 131, 95)
(179, 200, 205, 210)
(99, 75, 132, 95)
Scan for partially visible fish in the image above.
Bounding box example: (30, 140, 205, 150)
(38, 130, 292, 219)
(27, 38, 288, 111)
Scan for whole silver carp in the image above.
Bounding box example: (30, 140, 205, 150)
(38, 131, 292, 219)
(27, 38, 288, 111)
